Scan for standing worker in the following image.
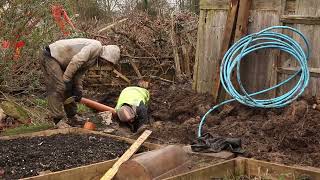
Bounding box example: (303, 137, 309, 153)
(116, 84, 150, 132)
(41, 38, 120, 127)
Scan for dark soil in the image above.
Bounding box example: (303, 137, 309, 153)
(204, 99, 320, 168)
(0, 133, 137, 179)
(98, 82, 320, 168)
(149, 82, 214, 123)
(146, 82, 214, 144)
(148, 83, 320, 168)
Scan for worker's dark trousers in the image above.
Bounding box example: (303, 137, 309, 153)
(41, 52, 77, 124)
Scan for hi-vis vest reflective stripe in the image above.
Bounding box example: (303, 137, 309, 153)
(115, 87, 150, 110)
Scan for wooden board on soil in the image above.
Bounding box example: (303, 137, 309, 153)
(0, 130, 150, 179)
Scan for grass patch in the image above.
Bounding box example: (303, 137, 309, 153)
(1, 123, 54, 136)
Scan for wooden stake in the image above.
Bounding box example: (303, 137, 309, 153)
(220, 0, 251, 101)
(211, 0, 240, 102)
(170, 13, 181, 76)
(234, 0, 252, 42)
(100, 130, 152, 180)
(182, 45, 191, 77)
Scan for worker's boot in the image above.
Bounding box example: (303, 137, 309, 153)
(67, 114, 85, 127)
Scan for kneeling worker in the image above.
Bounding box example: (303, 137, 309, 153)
(115, 86, 150, 132)
(41, 38, 120, 127)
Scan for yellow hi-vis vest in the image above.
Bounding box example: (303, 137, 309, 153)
(115, 87, 150, 111)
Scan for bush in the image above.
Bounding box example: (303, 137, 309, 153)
(0, 0, 78, 93)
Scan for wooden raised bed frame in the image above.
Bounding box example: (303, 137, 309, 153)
(165, 157, 320, 180)
(0, 128, 160, 180)
(3, 129, 320, 180)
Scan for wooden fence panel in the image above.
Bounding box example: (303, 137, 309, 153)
(279, 0, 320, 96)
(195, 0, 320, 99)
(193, 9, 228, 93)
(240, 10, 280, 97)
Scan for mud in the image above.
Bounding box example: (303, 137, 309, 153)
(0, 133, 136, 179)
(207, 99, 320, 168)
(99, 82, 320, 168)
(148, 84, 320, 168)
(149, 82, 214, 123)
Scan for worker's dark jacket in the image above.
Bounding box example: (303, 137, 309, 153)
(115, 87, 150, 132)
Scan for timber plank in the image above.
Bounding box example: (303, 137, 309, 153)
(193, 10, 228, 94)
(164, 159, 236, 180)
(211, 0, 239, 101)
(234, 0, 252, 41)
(171, 13, 181, 76)
(201, 0, 280, 11)
(24, 159, 116, 180)
(100, 130, 152, 180)
(165, 158, 320, 180)
(269, 0, 286, 98)
(181, 45, 191, 77)
(286, 0, 320, 96)
(278, 67, 320, 78)
(222, 0, 251, 101)
(281, 15, 320, 25)
(246, 158, 320, 179)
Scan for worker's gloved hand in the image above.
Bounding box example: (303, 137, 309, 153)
(64, 81, 73, 92)
(72, 89, 82, 102)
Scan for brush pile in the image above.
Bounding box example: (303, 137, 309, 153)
(85, 11, 198, 87)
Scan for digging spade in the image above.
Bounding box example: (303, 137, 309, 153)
(64, 96, 116, 114)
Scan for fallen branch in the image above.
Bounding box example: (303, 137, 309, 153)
(88, 83, 124, 87)
(150, 75, 174, 83)
(90, 34, 110, 39)
(112, 69, 131, 84)
(121, 54, 173, 60)
(128, 58, 143, 79)
(98, 18, 128, 33)
(111, 28, 162, 68)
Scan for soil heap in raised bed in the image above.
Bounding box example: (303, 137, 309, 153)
(0, 133, 136, 179)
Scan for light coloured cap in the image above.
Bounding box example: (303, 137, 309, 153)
(100, 45, 120, 64)
(117, 105, 136, 123)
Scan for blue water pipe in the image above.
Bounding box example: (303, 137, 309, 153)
(198, 26, 311, 138)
